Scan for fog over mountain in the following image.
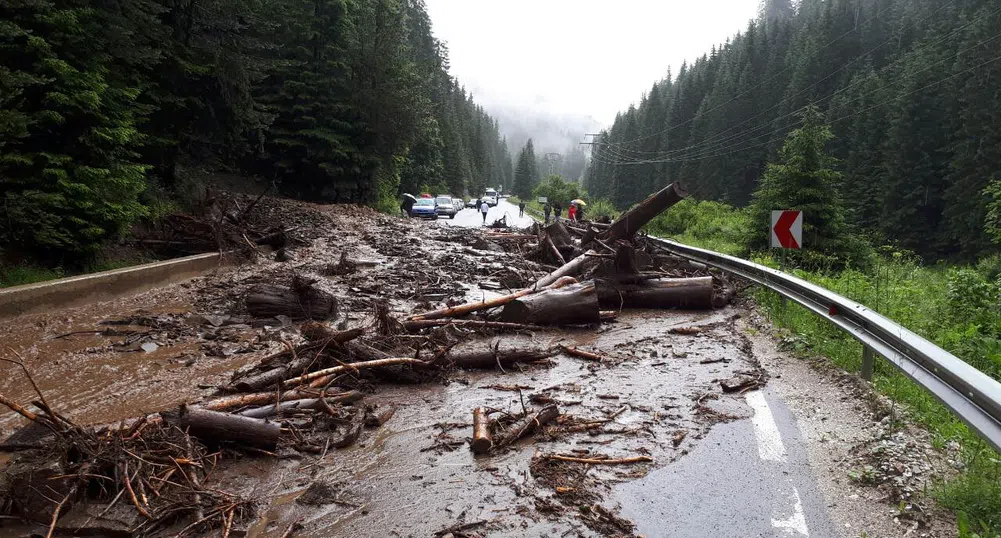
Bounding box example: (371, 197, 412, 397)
(480, 97, 603, 158)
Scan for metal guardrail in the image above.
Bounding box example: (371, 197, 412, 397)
(650, 236, 1001, 453)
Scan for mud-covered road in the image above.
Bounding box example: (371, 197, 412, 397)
(0, 198, 958, 537)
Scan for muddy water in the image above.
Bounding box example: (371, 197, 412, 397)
(221, 309, 757, 537)
(1, 201, 763, 536)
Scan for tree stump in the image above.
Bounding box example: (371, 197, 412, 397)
(245, 275, 337, 320)
(501, 282, 600, 325)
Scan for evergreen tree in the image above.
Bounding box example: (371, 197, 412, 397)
(1, 1, 148, 258)
(747, 107, 866, 267)
(512, 139, 538, 199)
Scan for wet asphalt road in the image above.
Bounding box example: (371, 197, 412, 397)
(440, 200, 839, 538)
(433, 197, 535, 229)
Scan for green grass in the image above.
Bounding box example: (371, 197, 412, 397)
(0, 265, 66, 288)
(1, 254, 156, 289)
(648, 199, 1001, 534)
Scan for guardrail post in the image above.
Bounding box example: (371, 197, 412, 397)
(861, 345, 875, 381)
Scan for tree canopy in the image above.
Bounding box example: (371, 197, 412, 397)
(1, 0, 510, 262)
(584, 0, 1001, 261)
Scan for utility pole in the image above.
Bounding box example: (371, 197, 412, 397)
(543, 152, 562, 177)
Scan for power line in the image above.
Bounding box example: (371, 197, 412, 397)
(606, 2, 999, 160)
(589, 50, 1001, 167)
(598, 0, 914, 149)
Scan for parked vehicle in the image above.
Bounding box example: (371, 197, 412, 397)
(466, 197, 479, 208)
(435, 195, 457, 219)
(452, 198, 465, 212)
(410, 197, 437, 219)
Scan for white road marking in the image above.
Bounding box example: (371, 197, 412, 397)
(771, 487, 810, 536)
(745, 390, 787, 462)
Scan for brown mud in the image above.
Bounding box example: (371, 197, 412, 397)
(1, 198, 760, 537)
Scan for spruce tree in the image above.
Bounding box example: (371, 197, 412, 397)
(747, 106, 866, 267)
(0, 2, 148, 258)
(513, 140, 538, 199)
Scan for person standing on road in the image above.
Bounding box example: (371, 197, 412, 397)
(518, 201, 526, 217)
(400, 196, 415, 217)
(480, 200, 490, 224)
(543, 201, 551, 223)
(553, 202, 562, 220)
(568, 203, 577, 223)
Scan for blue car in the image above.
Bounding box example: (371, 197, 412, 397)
(410, 198, 437, 219)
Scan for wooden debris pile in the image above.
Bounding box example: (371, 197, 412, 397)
(131, 189, 318, 259)
(409, 182, 730, 331)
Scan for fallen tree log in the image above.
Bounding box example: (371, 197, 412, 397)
(440, 347, 556, 369)
(280, 357, 430, 389)
(544, 220, 572, 248)
(238, 391, 364, 419)
(199, 389, 317, 411)
(245, 276, 337, 320)
(471, 407, 493, 454)
(402, 319, 549, 331)
(500, 282, 600, 325)
(300, 323, 365, 345)
(534, 250, 597, 288)
(543, 234, 566, 266)
(602, 182, 688, 242)
(596, 276, 713, 310)
(484, 234, 537, 241)
(165, 405, 280, 450)
(495, 405, 559, 446)
(409, 276, 578, 321)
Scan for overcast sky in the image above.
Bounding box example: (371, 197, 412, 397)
(424, 0, 761, 126)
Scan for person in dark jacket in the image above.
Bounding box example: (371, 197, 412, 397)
(543, 201, 552, 223)
(518, 201, 526, 217)
(400, 196, 415, 217)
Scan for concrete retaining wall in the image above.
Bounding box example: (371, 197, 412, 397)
(0, 252, 235, 319)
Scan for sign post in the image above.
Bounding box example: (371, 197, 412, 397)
(771, 210, 802, 310)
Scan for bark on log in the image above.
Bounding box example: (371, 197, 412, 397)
(410, 276, 578, 321)
(596, 276, 713, 310)
(238, 391, 363, 418)
(534, 250, 597, 288)
(300, 323, 365, 345)
(402, 319, 549, 332)
(603, 182, 688, 242)
(167, 405, 280, 450)
(245, 276, 337, 321)
(471, 407, 493, 454)
(441, 348, 556, 369)
(199, 389, 318, 411)
(280, 357, 430, 389)
(543, 234, 566, 266)
(500, 282, 600, 325)
(495, 405, 559, 446)
(544, 220, 572, 248)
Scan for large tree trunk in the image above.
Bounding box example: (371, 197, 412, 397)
(441, 347, 556, 369)
(166, 405, 281, 450)
(596, 276, 713, 310)
(410, 276, 578, 320)
(603, 182, 688, 242)
(501, 282, 600, 325)
(245, 276, 337, 320)
(544, 220, 572, 248)
(534, 250, 597, 288)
